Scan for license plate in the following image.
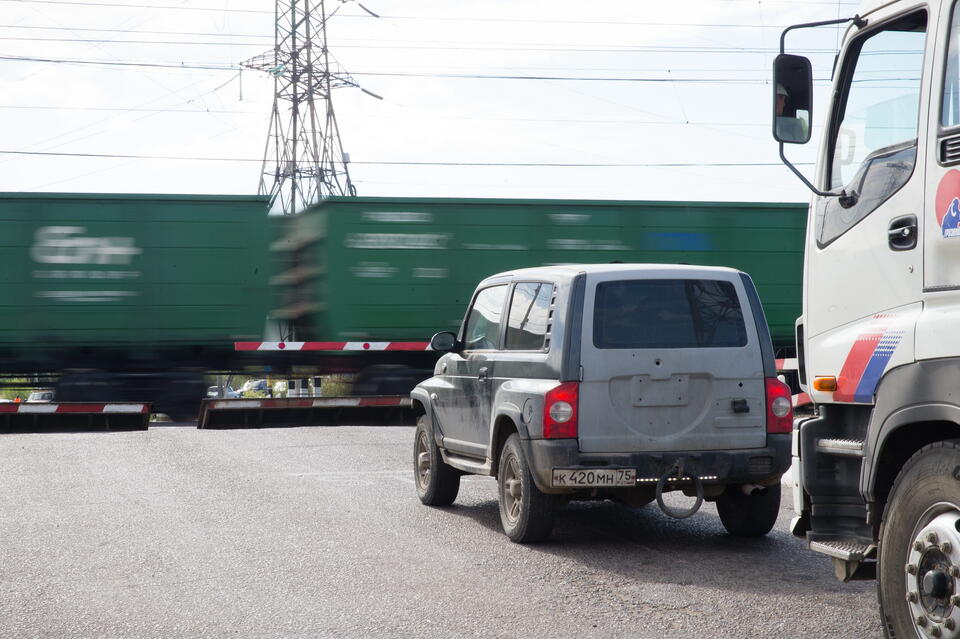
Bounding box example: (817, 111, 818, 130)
(552, 468, 636, 487)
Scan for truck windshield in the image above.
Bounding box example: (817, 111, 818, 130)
(593, 279, 746, 349)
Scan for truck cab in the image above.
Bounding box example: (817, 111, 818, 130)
(777, 1, 960, 635)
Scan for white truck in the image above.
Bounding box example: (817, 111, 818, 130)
(776, 1, 960, 636)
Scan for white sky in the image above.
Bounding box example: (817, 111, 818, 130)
(0, 0, 860, 202)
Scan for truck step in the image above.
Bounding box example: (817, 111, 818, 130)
(809, 539, 875, 561)
(816, 438, 864, 457)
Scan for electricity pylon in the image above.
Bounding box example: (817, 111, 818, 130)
(244, 0, 379, 214)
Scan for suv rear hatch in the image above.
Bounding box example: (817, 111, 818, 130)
(577, 268, 767, 453)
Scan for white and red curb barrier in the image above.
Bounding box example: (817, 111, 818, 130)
(0, 402, 151, 432)
(197, 395, 414, 429)
(235, 341, 431, 352)
(0, 403, 149, 414)
(205, 396, 412, 410)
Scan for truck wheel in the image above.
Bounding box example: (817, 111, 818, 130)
(413, 415, 460, 506)
(498, 434, 558, 543)
(716, 484, 781, 537)
(878, 441, 960, 639)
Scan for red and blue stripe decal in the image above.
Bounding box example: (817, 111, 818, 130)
(834, 315, 904, 403)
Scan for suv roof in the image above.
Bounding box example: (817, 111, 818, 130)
(477, 263, 742, 286)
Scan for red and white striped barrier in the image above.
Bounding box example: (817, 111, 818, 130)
(776, 358, 799, 371)
(773, 358, 812, 408)
(206, 396, 411, 410)
(0, 402, 149, 414)
(235, 341, 431, 352)
(0, 402, 152, 432)
(197, 395, 415, 428)
(234, 344, 812, 409)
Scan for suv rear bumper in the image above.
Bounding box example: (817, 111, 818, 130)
(522, 434, 791, 494)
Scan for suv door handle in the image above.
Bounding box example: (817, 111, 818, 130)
(888, 215, 917, 251)
(478, 367, 489, 383)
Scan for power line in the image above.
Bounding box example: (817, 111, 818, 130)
(0, 23, 272, 38)
(0, 25, 842, 55)
(0, 34, 842, 55)
(0, 149, 812, 167)
(0, 0, 272, 13)
(0, 27, 842, 55)
(0, 104, 782, 128)
(333, 12, 855, 28)
(0, 0, 858, 18)
(0, 36, 270, 46)
(349, 71, 829, 84)
(0, 53, 235, 70)
(0, 54, 838, 83)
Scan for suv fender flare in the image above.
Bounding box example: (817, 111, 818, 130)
(410, 387, 439, 441)
(488, 403, 530, 471)
(491, 402, 529, 440)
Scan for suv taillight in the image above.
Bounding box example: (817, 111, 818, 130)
(765, 377, 793, 433)
(544, 381, 579, 439)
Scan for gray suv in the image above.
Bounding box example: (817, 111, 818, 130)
(411, 264, 792, 543)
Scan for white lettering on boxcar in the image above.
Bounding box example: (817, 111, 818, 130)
(363, 211, 433, 223)
(344, 233, 450, 250)
(31, 227, 143, 265)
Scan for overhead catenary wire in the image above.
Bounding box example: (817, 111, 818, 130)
(0, 0, 829, 199)
(0, 149, 813, 167)
(0, 0, 861, 19)
(0, 54, 847, 83)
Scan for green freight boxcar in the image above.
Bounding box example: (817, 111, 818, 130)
(0, 193, 271, 417)
(273, 196, 805, 357)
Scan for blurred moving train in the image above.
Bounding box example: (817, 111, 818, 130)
(0, 193, 806, 418)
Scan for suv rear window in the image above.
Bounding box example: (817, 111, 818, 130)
(593, 279, 747, 349)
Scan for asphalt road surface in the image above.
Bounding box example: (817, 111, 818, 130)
(0, 425, 882, 638)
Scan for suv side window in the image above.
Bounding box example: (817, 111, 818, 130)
(505, 282, 554, 351)
(463, 284, 508, 350)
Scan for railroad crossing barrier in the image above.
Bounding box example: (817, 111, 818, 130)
(197, 396, 417, 429)
(0, 402, 151, 433)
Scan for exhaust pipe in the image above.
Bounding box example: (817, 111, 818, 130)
(741, 484, 768, 497)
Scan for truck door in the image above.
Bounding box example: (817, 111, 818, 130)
(805, 10, 928, 404)
(919, 2, 960, 361)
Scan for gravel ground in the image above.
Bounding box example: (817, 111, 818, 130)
(0, 425, 882, 638)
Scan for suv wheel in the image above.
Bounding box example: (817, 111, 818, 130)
(716, 484, 781, 537)
(498, 434, 558, 543)
(414, 414, 460, 506)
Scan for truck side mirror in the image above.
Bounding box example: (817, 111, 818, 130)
(773, 54, 813, 144)
(429, 331, 458, 353)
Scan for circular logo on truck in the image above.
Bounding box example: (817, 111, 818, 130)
(935, 170, 960, 238)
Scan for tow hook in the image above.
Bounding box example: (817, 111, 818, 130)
(655, 458, 704, 519)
